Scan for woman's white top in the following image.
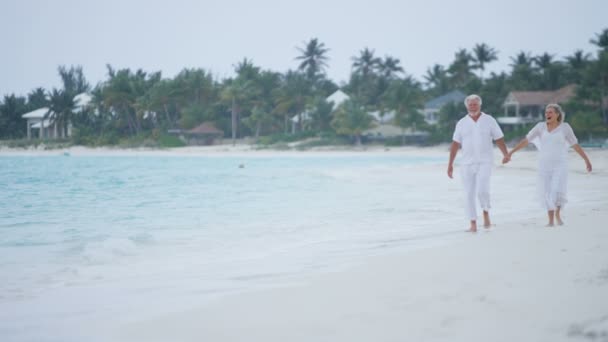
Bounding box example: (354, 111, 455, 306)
(526, 122, 578, 171)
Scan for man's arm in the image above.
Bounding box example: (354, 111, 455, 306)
(494, 138, 510, 163)
(447, 141, 460, 178)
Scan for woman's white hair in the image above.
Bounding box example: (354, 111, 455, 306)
(546, 103, 566, 122)
(464, 94, 482, 107)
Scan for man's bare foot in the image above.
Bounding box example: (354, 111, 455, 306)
(546, 223, 555, 227)
(483, 212, 491, 229)
(467, 221, 478, 233)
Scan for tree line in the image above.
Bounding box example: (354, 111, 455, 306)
(1, 29, 607, 147)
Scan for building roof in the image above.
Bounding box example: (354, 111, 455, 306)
(326, 89, 350, 109)
(186, 122, 224, 135)
(424, 90, 466, 110)
(74, 93, 92, 110)
(22, 107, 52, 119)
(504, 84, 576, 106)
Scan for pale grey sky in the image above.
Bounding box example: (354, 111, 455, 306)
(1, 0, 607, 97)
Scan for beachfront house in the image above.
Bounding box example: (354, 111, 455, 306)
(22, 92, 93, 140)
(22, 107, 55, 139)
(423, 90, 466, 125)
(290, 89, 351, 133)
(168, 122, 224, 145)
(498, 85, 576, 129)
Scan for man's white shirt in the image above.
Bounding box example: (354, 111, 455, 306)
(452, 112, 504, 165)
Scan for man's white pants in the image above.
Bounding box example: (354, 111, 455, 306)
(460, 163, 492, 221)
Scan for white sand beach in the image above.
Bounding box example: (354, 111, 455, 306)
(114, 210, 608, 342)
(70, 147, 608, 342)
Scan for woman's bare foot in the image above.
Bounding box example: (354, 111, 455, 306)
(556, 211, 564, 226)
(556, 207, 563, 225)
(547, 210, 555, 228)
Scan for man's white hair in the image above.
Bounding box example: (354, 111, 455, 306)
(464, 94, 482, 106)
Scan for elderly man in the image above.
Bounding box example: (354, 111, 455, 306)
(447, 94, 509, 232)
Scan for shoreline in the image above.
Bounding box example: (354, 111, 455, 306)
(0, 143, 452, 157)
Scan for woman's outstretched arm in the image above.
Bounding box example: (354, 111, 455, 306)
(572, 144, 592, 172)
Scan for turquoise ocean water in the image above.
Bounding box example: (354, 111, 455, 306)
(1, 154, 464, 341)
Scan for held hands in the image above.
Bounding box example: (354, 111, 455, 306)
(502, 152, 511, 164)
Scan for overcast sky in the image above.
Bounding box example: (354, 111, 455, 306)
(1, 0, 607, 97)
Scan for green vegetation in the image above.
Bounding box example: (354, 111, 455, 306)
(2, 29, 608, 148)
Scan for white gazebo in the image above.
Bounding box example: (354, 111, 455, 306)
(21, 92, 92, 139)
(22, 107, 57, 139)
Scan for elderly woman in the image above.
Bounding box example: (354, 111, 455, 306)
(506, 103, 592, 226)
(447, 94, 510, 232)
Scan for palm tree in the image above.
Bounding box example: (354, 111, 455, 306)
(101, 66, 160, 136)
(534, 53, 555, 72)
(590, 28, 608, 51)
(143, 79, 179, 128)
(472, 43, 498, 81)
(234, 58, 261, 81)
(349, 49, 381, 105)
(534, 53, 564, 89)
(351, 48, 380, 78)
(274, 71, 311, 133)
(47, 88, 76, 138)
(510, 51, 534, 68)
(378, 56, 404, 79)
(565, 50, 591, 83)
(173, 68, 216, 106)
(382, 77, 424, 144)
(376, 56, 405, 113)
(220, 78, 257, 144)
(566, 50, 591, 70)
(331, 99, 374, 146)
(245, 70, 281, 137)
(448, 49, 476, 87)
(296, 38, 330, 81)
(27, 87, 48, 110)
(308, 96, 334, 132)
(0, 94, 27, 139)
(58, 65, 90, 96)
(509, 51, 536, 89)
(424, 64, 450, 94)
